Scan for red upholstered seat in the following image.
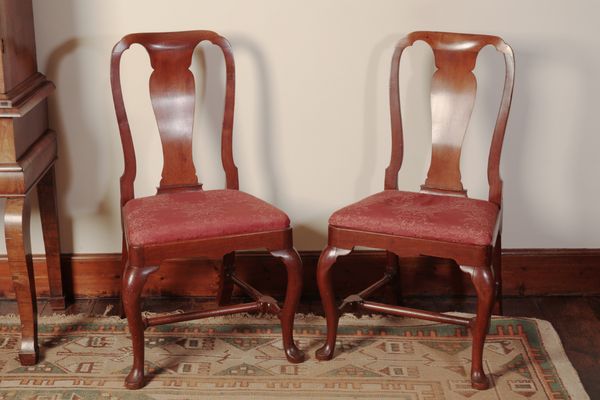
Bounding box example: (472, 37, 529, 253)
(123, 190, 290, 246)
(329, 190, 499, 246)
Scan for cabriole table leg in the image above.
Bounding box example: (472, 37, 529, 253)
(4, 194, 39, 365)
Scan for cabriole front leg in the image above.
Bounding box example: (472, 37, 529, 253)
(270, 248, 304, 363)
(122, 263, 159, 389)
(469, 264, 496, 390)
(315, 246, 351, 361)
(4, 195, 38, 365)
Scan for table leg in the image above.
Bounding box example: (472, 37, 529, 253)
(37, 165, 66, 310)
(4, 194, 38, 365)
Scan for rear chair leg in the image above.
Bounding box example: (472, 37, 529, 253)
(118, 237, 127, 319)
(492, 234, 503, 315)
(270, 248, 304, 363)
(217, 252, 235, 306)
(383, 251, 401, 305)
(315, 246, 351, 361)
(122, 264, 159, 390)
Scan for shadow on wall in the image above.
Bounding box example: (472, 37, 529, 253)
(191, 42, 225, 190)
(502, 38, 600, 247)
(354, 33, 401, 198)
(45, 38, 78, 254)
(394, 40, 436, 192)
(227, 35, 279, 203)
(45, 37, 106, 254)
(188, 34, 280, 203)
(44, 19, 118, 253)
(355, 35, 436, 198)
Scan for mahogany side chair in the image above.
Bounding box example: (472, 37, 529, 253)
(315, 31, 514, 390)
(110, 31, 304, 389)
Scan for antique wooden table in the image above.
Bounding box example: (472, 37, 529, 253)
(0, 0, 66, 364)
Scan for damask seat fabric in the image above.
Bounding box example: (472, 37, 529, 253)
(329, 190, 499, 246)
(123, 189, 290, 246)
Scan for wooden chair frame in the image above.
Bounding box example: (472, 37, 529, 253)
(110, 31, 304, 389)
(315, 31, 515, 390)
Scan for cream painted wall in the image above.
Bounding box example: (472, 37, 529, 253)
(2, 0, 599, 254)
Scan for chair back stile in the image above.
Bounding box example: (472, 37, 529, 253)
(385, 32, 515, 205)
(110, 30, 239, 210)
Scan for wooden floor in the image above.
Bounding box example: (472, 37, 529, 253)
(1, 296, 598, 398)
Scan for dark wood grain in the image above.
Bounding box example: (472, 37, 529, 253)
(1, 101, 48, 163)
(318, 31, 515, 390)
(0, 0, 37, 94)
(0, 130, 56, 194)
(111, 30, 303, 389)
(503, 249, 600, 295)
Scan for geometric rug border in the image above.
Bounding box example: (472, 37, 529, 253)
(0, 312, 590, 400)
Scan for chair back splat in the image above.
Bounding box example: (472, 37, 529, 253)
(110, 31, 239, 205)
(385, 31, 515, 204)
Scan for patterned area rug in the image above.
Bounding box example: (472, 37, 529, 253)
(0, 313, 588, 399)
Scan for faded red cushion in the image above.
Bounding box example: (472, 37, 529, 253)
(329, 190, 499, 246)
(123, 190, 290, 246)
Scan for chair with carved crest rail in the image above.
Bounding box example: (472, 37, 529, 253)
(315, 31, 515, 390)
(110, 31, 304, 390)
